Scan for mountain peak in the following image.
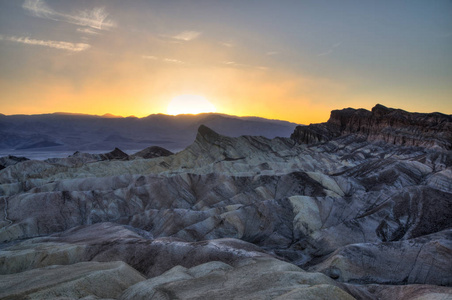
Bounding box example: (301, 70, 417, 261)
(197, 125, 221, 142)
(372, 103, 390, 112)
(371, 104, 402, 117)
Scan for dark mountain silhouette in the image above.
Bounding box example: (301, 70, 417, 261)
(0, 112, 297, 152)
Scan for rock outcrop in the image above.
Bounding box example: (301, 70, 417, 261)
(0, 104, 451, 299)
(0, 261, 145, 299)
(291, 104, 452, 149)
(0, 155, 29, 170)
(310, 229, 452, 285)
(132, 146, 174, 159)
(0, 222, 273, 277)
(120, 257, 355, 300)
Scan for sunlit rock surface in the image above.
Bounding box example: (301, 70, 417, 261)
(0, 105, 451, 299)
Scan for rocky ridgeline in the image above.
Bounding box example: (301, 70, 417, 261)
(0, 155, 29, 170)
(0, 105, 451, 299)
(291, 104, 452, 149)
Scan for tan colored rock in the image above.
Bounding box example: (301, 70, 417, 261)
(289, 195, 322, 236)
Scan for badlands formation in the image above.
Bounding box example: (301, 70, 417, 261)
(0, 104, 451, 299)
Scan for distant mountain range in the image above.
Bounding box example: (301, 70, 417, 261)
(0, 113, 299, 153)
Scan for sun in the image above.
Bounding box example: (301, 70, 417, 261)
(167, 95, 217, 115)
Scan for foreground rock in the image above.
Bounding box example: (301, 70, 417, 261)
(120, 257, 355, 300)
(0, 223, 274, 277)
(0, 261, 145, 299)
(344, 284, 452, 300)
(310, 229, 452, 285)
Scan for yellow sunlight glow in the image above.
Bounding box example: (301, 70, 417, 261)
(167, 95, 217, 115)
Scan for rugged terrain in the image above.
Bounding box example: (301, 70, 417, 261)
(291, 104, 452, 149)
(0, 104, 451, 299)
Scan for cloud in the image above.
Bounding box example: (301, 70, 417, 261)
(222, 61, 267, 71)
(222, 61, 242, 67)
(72, 7, 116, 30)
(142, 55, 185, 64)
(22, 0, 116, 30)
(1, 35, 90, 52)
(164, 58, 185, 64)
(22, 0, 55, 19)
(266, 51, 278, 56)
(317, 49, 333, 57)
(77, 28, 99, 35)
(317, 41, 342, 57)
(220, 42, 234, 48)
(142, 55, 158, 60)
(170, 31, 201, 41)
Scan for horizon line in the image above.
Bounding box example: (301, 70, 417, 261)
(0, 111, 300, 124)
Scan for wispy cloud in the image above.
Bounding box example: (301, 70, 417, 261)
(142, 55, 158, 60)
(220, 42, 234, 48)
(77, 28, 99, 35)
(164, 58, 185, 64)
(317, 42, 342, 57)
(222, 61, 242, 67)
(317, 50, 333, 57)
(222, 61, 267, 71)
(23, 0, 116, 30)
(142, 55, 185, 64)
(170, 31, 201, 41)
(0, 35, 90, 52)
(266, 51, 278, 56)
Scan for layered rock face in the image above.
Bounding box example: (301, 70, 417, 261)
(1, 105, 451, 299)
(291, 104, 452, 149)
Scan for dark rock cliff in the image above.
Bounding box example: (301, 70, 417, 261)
(132, 146, 173, 159)
(291, 104, 452, 149)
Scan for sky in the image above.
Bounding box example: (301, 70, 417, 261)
(0, 0, 451, 124)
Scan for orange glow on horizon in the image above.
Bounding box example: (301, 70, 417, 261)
(1, 50, 450, 125)
(167, 95, 217, 115)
